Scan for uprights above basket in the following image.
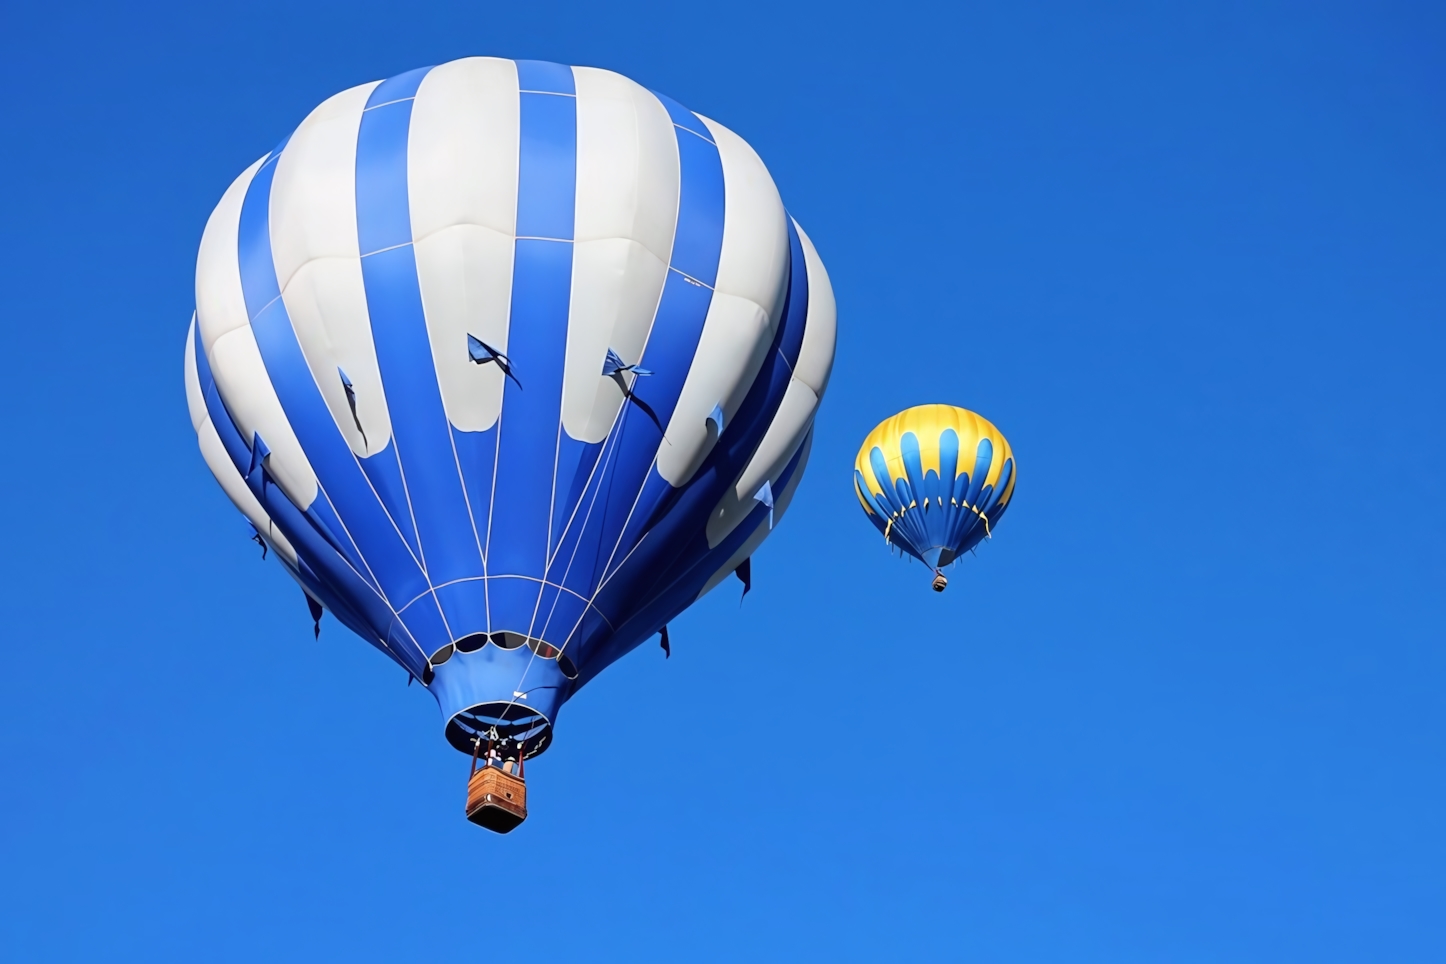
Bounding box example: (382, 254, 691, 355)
(464, 729, 529, 833)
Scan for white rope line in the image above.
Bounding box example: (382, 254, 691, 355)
(506, 413, 571, 695)
(362, 95, 416, 112)
(669, 266, 713, 290)
(541, 393, 633, 573)
(359, 240, 413, 258)
(343, 441, 428, 572)
(465, 122, 690, 733)
(533, 392, 637, 646)
(543, 409, 565, 583)
(312, 486, 389, 601)
(304, 486, 429, 668)
(212, 323, 433, 666)
(482, 408, 504, 637)
(673, 123, 715, 145)
(534, 436, 622, 641)
(219, 342, 434, 663)
(382, 430, 457, 646)
(445, 418, 489, 572)
(482, 399, 507, 639)
(403, 575, 614, 630)
(528, 226, 675, 665)
(491, 394, 638, 737)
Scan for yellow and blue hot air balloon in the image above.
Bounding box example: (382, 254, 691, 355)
(854, 405, 1016, 591)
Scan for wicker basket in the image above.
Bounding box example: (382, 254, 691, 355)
(466, 765, 528, 833)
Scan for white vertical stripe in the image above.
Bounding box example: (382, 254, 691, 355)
(703, 218, 835, 545)
(270, 83, 378, 287)
(656, 293, 770, 489)
(194, 157, 319, 508)
(184, 315, 208, 432)
(186, 319, 299, 566)
(196, 420, 300, 567)
(412, 226, 516, 432)
(700, 116, 790, 316)
(195, 157, 265, 355)
(571, 67, 678, 259)
(409, 58, 520, 240)
(409, 57, 521, 432)
(704, 381, 819, 547)
(656, 115, 789, 485)
(793, 222, 836, 395)
(698, 430, 813, 597)
(270, 81, 390, 457)
(564, 242, 669, 442)
(209, 326, 318, 507)
(561, 68, 679, 443)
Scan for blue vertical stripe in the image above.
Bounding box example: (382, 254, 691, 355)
(965, 438, 992, 510)
(614, 219, 809, 569)
(657, 100, 724, 288)
(547, 438, 605, 559)
(488, 240, 573, 579)
(538, 92, 743, 659)
(235, 148, 430, 608)
(365, 65, 431, 107)
(449, 425, 499, 636)
(652, 91, 714, 146)
(486, 75, 577, 633)
(355, 69, 490, 642)
(900, 433, 928, 508)
(510, 64, 592, 571)
(939, 430, 960, 502)
(356, 448, 421, 558)
(193, 321, 424, 676)
(516, 59, 575, 95)
(580, 430, 812, 683)
(575, 97, 727, 594)
(539, 416, 630, 607)
(516, 76, 576, 238)
(776, 222, 810, 369)
(582, 239, 808, 650)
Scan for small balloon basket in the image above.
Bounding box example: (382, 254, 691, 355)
(465, 736, 528, 833)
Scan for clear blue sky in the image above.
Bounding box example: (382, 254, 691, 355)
(2, 1, 1443, 960)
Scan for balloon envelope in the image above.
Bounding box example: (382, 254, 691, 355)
(184, 58, 835, 755)
(853, 405, 1016, 574)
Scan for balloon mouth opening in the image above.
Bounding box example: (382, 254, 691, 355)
(446, 701, 554, 760)
(429, 631, 578, 680)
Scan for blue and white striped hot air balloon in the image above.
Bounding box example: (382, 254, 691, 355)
(182, 58, 836, 801)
